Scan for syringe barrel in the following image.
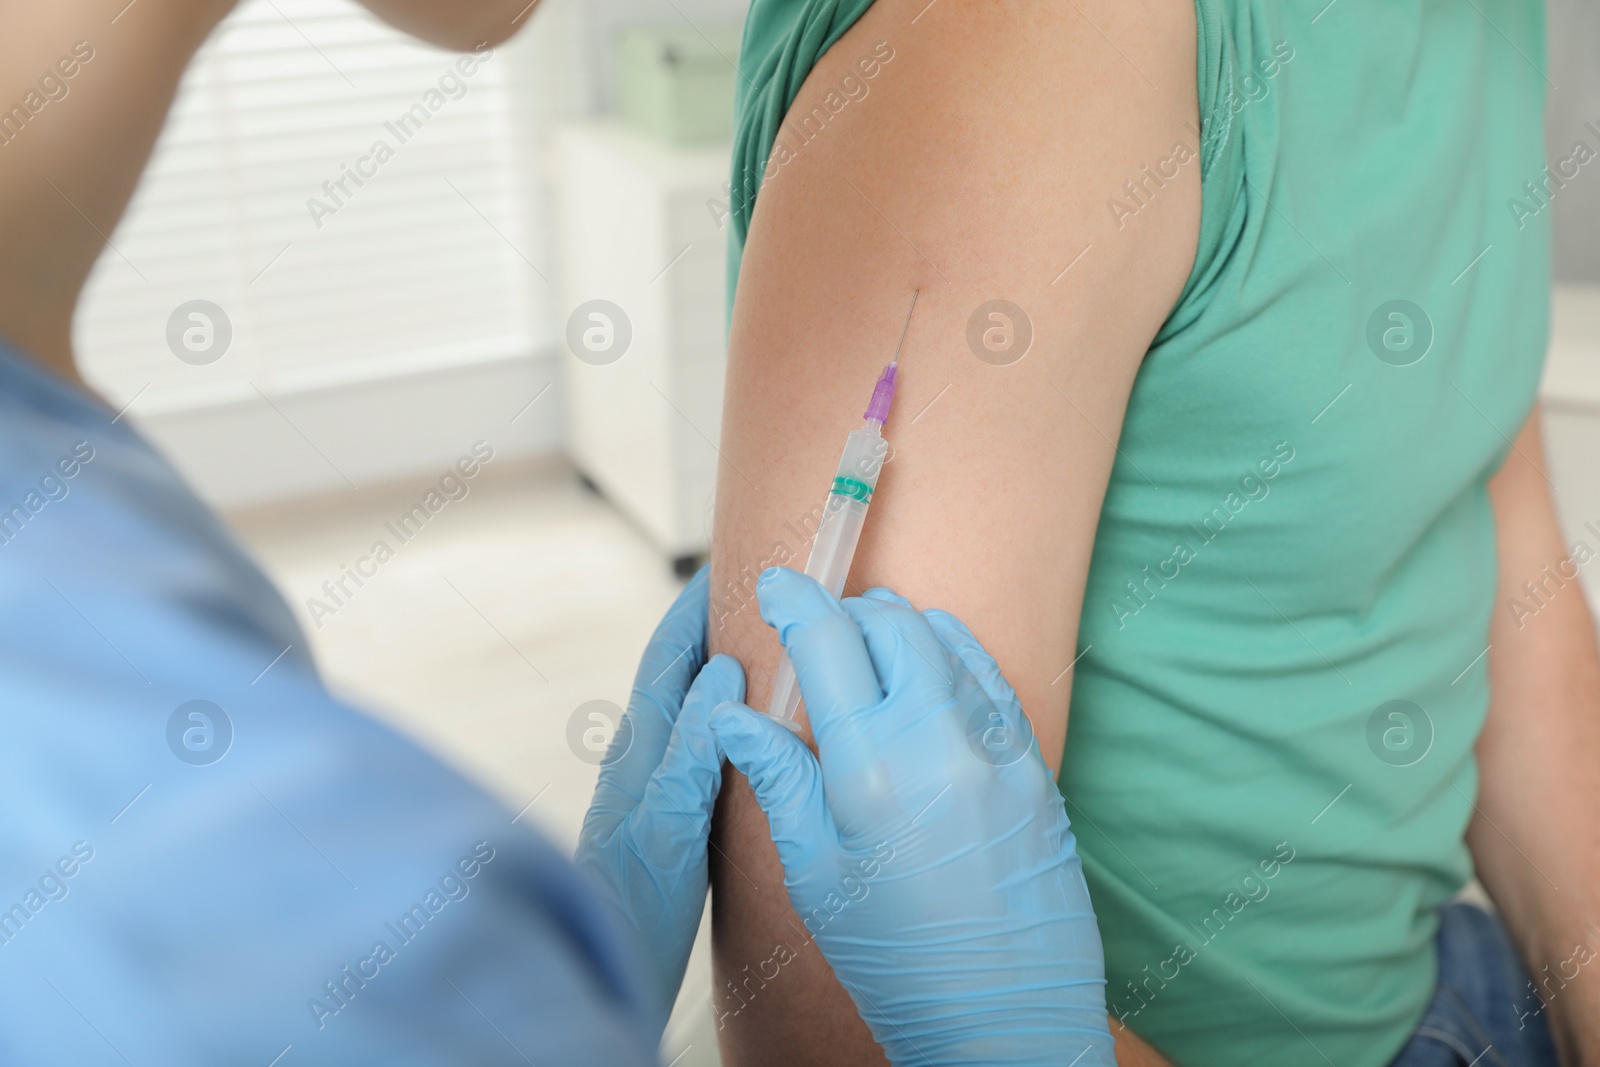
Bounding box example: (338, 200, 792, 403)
(768, 424, 888, 726)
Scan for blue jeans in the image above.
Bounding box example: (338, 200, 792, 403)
(1387, 903, 1560, 1067)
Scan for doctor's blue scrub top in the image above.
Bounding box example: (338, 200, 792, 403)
(0, 342, 659, 1066)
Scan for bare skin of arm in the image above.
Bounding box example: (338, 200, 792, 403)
(707, 1, 1198, 1063)
(1479, 411, 1600, 1066)
(0, 0, 532, 386)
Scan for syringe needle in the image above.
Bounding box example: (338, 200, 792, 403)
(890, 290, 919, 366)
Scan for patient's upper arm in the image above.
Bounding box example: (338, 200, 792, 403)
(714, 0, 1198, 761)
(709, 0, 1199, 1062)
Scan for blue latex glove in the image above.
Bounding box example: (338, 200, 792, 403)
(576, 566, 745, 1033)
(710, 567, 1115, 1067)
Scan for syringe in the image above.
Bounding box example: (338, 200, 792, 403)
(767, 293, 917, 729)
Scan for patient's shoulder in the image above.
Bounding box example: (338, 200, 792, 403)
(737, 0, 1201, 379)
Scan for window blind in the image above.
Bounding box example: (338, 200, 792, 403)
(75, 0, 546, 415)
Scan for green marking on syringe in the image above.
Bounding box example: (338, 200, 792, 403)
(831, 476, 873, 503)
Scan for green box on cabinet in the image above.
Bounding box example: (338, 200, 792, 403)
(615, 23, 741, 144)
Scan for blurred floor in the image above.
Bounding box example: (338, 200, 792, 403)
(227, 458, 722, 1067)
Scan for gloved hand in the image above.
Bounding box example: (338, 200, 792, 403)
(576, 566, 745, 1035)
(709, 567, 1115, 1067)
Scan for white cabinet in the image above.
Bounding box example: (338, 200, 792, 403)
(1542, 285, 1600, 616)
(553, 121, 730, 570)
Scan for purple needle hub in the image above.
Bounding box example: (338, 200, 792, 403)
(864, 361, 898, 423)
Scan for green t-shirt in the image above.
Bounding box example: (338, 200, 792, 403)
(727, 3, 1551, 1064)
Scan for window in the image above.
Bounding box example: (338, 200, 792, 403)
(76, 0, 547, 421)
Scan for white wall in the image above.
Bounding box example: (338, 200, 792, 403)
(1547, 0, 1600, 285)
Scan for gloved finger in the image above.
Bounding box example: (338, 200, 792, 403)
(588, 577, 715, 838)
(921, 608, 1020, 711)
(861, 584, 958, 705)
(632, 564, 711, 718)
(840, 590, 954, 712)
(710, 701, 837, 893)
(621, 654, 744, 870)
(612, 567, 712, 792)
(757, 568, 882, 729)
(924, 608, 1044, 773)
(860, 586, 913, 609)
